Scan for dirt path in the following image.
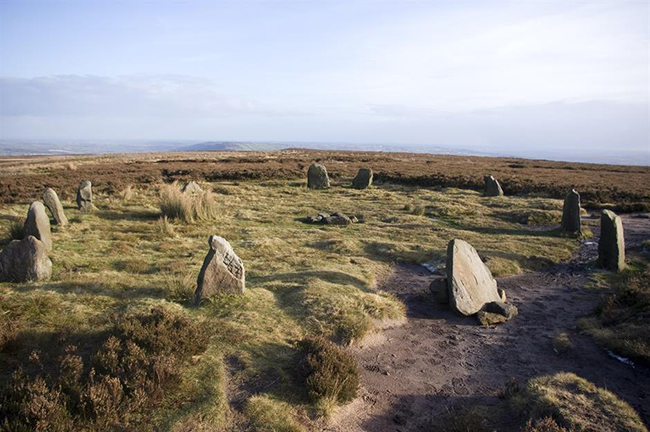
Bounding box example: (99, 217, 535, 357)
(326, 214, 650, 432)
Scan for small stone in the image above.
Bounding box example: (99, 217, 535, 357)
(23, 202, 52, 252)
(477, 311, 507, 326)
(561, 189, 581, 233)
(497, 288, 507, 302)
(307, 164, 330, 189)
(0, 236, 52, 282)
(182, 181, 202, 193)
(484, 301, 518, 320)
(42, 188, 68, 226)
(194, 235, 245, 303)
(598, 210, 625, 272)
(484, 175, 504, 197)
(429, 277, 449, 304)
(352, 168, 373, 189)
(77, 180, 93, 212)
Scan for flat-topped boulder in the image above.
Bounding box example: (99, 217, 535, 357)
(194, 235, 245, 303)
(561, 189, 581, 233)
(307, 164, 330, 189)
(77, 180, 93, 212)
(0, 236, 52, 282)
(352, 168, 373, 190)
(446, 239, 501, 316)
(484, 175, 504, 197)
(42, 188, 68, 226)
(598, 210, 625, 272)
(23, 201, 52, 252)
(182, 181, 202, 194)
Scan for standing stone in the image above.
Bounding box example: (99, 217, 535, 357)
(42, 188, 68, 226)
(194, 235, 245, 303)
(561, 189, 581, 233)
(77, 180, 93, 212)
(446, 239, 501, 316)
(352, 168, 373, 190)
(23, 202, 52, 252)
(0, 236, 52, 282)
(484, 175, 504, 197)
(598, 210, 625, 272)
(307, 164, 330, 189)
(182, 181, 202, 194)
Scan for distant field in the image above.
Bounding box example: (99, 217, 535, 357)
(1, 149, 649, 211)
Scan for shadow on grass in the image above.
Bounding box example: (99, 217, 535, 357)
(251, 270, 373, 293)
(11, 280, 166, 300)
(96, 209, 160, 221)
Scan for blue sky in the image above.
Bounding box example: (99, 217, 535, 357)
(0, 1, 648, 161)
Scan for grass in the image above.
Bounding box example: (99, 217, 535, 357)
(0, 177, 584, 429)
(511, 372, 648, 432)
(159, 182, 219, 223)
(244, 395, 306, 432)
(578, 265, 650, 366)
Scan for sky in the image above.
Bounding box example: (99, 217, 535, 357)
(0, 0, 648, 163)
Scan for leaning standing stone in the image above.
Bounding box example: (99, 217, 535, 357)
(0, 236, 52, 282)
(560, 189, 581, 233)
(446, 239, 501, 316)
(598, 210, 625, 272)
(23, 202, 52, 252)
(307, 164, 330, 189)
(194, 235, 245, 303)
(352, 168, 373, 189)
(484, 175, 504, 197)
(42, 188, 68, 226)
(77, 180, 93, 212)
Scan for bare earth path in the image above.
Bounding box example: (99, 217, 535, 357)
(326, 215, 650, 432)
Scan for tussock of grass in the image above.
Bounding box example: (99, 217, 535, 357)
(552, 333, 572, 354)
(244, 394, 306, 432)
(511, 372, 647, 432)
(298, 337, 359, 417)
(164, 271, 195, 303)
(159, 182, 218, 223)
(579, 267, 650, 366)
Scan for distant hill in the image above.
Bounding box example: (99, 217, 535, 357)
(180, 141, 287, 152)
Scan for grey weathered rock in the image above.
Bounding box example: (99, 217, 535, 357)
(194, 235, 245, 303)
(484, 301, 518, 320)
(42, 188, 68, 226)
(0, 236, 52, 282)
(352, 168, 373, 190)
(598, 210, 625, 272)
(477, 311, 507, 326)
(307, 164, 330, 189)
(182, 181, 202, 194)
(446, 239, 501, 316)
(561, 189, 581, 233)
(23, 202, 52, 252)
(77, 181, 93, 212)
(429, 277, 449, 304)
(484, 175, 504, 197)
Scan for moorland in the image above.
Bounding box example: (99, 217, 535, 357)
(0, 149, 649, 432)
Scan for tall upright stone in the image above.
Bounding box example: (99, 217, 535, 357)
(23, 202, 52, 252)
(307, 164, 330, 189)
(561, 189, 581, 233)
(77, 180, 93, 212)
(42, 188, 68, 226)
(352, 168, 373, 190)
(194, 235, 245, 304)
(0, 236, 52, 282)
(484, 175, 504, 197)
(446, 239, 501, 316)
(598, 210, 625, 272)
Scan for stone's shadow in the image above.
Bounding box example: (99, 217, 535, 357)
(251, 270, 373, 293)
(96, 209, 160, 221)
(454, 224, 560, 238)
(11, 280, 166, 300)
